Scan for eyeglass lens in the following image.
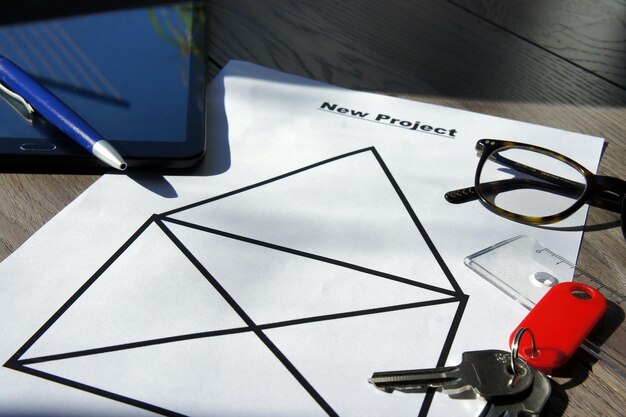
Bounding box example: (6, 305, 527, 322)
(477, 147, 587, 218)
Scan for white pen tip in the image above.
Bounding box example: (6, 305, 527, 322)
(92, 140, 128, 171)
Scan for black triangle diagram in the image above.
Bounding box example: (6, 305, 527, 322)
(164, 147, 457, 293)
(5, 147, 468, 417)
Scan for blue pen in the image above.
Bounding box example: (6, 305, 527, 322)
(0, 54, 127, 170)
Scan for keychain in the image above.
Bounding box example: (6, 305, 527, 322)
(509, 282, 607, 374)
(367, 282, 606, 416)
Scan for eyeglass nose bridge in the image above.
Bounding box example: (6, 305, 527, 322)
(474, 138, 516, 160)
(474, 138, 497, 158)
(475, 141, 486, 158)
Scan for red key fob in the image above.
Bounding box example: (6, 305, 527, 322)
(509, 282, 606, 374)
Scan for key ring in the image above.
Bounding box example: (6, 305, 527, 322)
(510, 327, 536, 373)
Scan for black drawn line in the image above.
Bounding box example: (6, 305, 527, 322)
(259, 296, 463, 330)
(4, 216, 157, 366)
(160, 147, 375, 217)
(162, 217, 459, 297)
(156, 218, 340, 417)
(370, 147, 463, 295)
(15, 326, 252, 366)
(417, 297, 469, 417)
(435, 295, 469, 368)
(17, 297, 461, 366)
(5, 362, 185, 417)
(6, 147, 466, 417)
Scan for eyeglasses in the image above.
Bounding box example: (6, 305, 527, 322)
(445, 139, 626, 239)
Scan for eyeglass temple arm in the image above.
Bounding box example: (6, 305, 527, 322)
(491, 154, 625, 210)
(490, 153, 584, 189)
(592, 176, 626, 212)
(445, 152, 584, 204)
(445, 178, 582, 203)
(446, 176, 624, 213)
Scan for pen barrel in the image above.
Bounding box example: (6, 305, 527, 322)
(0, 55, 102, 151)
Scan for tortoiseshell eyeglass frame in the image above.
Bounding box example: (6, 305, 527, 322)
(445, 139, 626, 239)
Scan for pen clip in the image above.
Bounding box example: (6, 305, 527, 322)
(0, 80, 35, 122)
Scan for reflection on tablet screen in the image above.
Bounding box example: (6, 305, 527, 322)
(0, 2, 204, 144)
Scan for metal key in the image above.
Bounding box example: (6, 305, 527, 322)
(368, 350, 533, 401)
(479, 367, 552, 417)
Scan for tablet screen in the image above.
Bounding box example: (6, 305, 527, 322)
(0, 1, 205, 164)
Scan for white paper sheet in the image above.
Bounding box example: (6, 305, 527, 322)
(0, 61, 604, 417)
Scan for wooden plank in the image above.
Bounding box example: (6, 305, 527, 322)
(205, 0, 626, 137)
(450, 0, 626, 89)
(0, 173, 97, 261)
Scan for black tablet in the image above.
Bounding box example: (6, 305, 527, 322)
(0, 1, 207, 170)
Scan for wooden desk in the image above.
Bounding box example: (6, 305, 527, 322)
(1, 1, 624, 415)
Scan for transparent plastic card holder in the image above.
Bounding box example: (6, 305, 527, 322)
(465, 235, 625, 377)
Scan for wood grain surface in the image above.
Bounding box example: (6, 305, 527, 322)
(1, 0, 624, 416)
(451, 0, 626, 89)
